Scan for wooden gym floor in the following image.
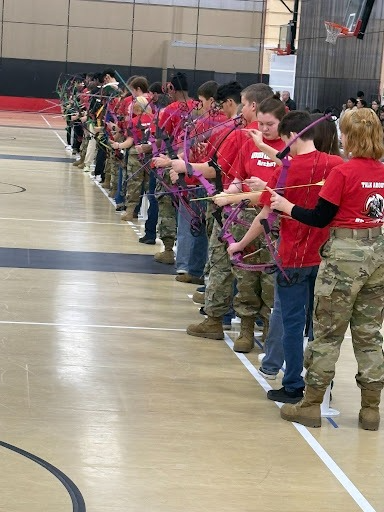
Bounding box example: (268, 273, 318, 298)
(0, 111, 383, 512)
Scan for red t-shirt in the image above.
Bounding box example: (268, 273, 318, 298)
(159, 99, 195, 139)
(260, 150, 344, 267)
(184, 111, 229, 186)
(128, 113, 153, 144)
(229, 132, 285, 191)
(320, 157, 384, 228)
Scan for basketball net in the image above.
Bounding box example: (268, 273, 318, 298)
(324, 21, 348, 44)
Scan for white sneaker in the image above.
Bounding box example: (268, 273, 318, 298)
(83, 166, 90, 172)
(258, 368, 278, 380)
(65, 145, 72, 151)
(258, 353, 266, 362)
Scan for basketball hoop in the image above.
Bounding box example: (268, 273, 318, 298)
(324, 21, 350, 44)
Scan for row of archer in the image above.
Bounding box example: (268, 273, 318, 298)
(59, 68, 384, 430)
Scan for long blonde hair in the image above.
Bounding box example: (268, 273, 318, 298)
(340, 109, 384, 159)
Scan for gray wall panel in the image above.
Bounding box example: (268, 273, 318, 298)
(295, 0, 384, 110)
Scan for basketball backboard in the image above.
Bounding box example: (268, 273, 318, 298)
(278, 23, 293, 54)
(343, 0, 375, 39)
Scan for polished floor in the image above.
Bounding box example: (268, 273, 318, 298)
(0, 111, 383, 512)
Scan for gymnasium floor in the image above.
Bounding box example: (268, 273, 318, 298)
(0, 111, 383, 512)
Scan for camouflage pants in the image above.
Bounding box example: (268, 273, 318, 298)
(155, 173, 177, 241)
(125, 149, 147, 207)
(204, 219, 234, 317)
(80, 136, 89, 161)
(105, 152, 120, 192)
(305, 232, 384, 391)
(231, 209, 275, 319)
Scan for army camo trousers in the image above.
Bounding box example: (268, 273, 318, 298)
(305, 231, 384, 391)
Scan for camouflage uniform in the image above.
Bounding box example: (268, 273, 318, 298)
(305, 229, 384, 391)
(204, 218, 234, 317)
(231, 208, 275, 320)
(105, 151, 120, 194)
(155, 172, 177, 241)
(125, 148, 147, 209)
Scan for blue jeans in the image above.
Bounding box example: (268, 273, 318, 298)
(114, 165, 125, 206)
(176, 188, 208, 277)
(261, 278, 285, 375)
(144, 170, 159, 240)
(278, 266, 318, 392)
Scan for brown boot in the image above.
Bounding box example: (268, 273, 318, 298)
(102, 178, 111, 189)
(192, 291, 205, 305)
(73, 159, 84, 167)
(187, 316, 224, 340)
(108, 188, 117, 198)
(359, 388, 381, 431)
(154, 238, 175, 264)
(234, 317, 255, 353)
(121, 205, 136, 222)
(280, 386, 325, 428)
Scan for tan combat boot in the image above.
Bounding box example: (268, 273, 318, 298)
(154, 238, 175, 264)
(108, 188, 117, 198)
(280, 386, 325, 428)
(121, 205, 136, 222)
(102, 177, 111, 189)
(73, 158, 84, 167)
(187, 316, 224, 340)
(359, 388, 381, 431)
(234, 317, 255, 353)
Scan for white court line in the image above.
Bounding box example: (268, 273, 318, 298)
(41, 115, 67, 146)
(223, 333, 376, 512)
(0, 216, 129, 226)
(0, 320, 185, 331)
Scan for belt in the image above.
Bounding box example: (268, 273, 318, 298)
(332, 227, 382, 239)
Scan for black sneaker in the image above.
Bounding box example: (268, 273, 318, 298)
(267, 386, 304, 404)
(139, 236, 156, 245)
(115, 205, 126, 212)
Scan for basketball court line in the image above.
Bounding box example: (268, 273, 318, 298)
(0, 216, 129, 226)
(223, 333, 377, 512)
(0, 317, 376, 510)
(41, 115, 67, 146)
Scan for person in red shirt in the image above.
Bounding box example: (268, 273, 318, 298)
(228, 111, 344, 403)
(263, 108, 384, 430)
(111, 96, 153, 221)
(172, 83, 277, 341)
(213, 97, 286, 352)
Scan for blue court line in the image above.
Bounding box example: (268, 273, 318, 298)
(0, 247, 176, 275)
(0, 154, 72, 163)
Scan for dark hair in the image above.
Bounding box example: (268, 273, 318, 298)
(257, 97, 286, 120)
(357, 90, 365, 98)
(129, 76, 149, 93)
(149, 81, 163, 94)
(197, 80, 219, 100)
(310, 114, 340, 156)
(348, 97, 357, 106)
(278, 111, 315, 140)
(101, 68, 116, 80)
(357, 99, 368, 107)
(170, 72, 188, 92)
(242, 83, 274, 105)
(215, 81, 243, 104)
(148, 81, 170, 108)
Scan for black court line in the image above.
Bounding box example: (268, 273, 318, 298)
(0, 440, 86, 512)
(0, 154, 73, 163)
(0, 247, 176, 274)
